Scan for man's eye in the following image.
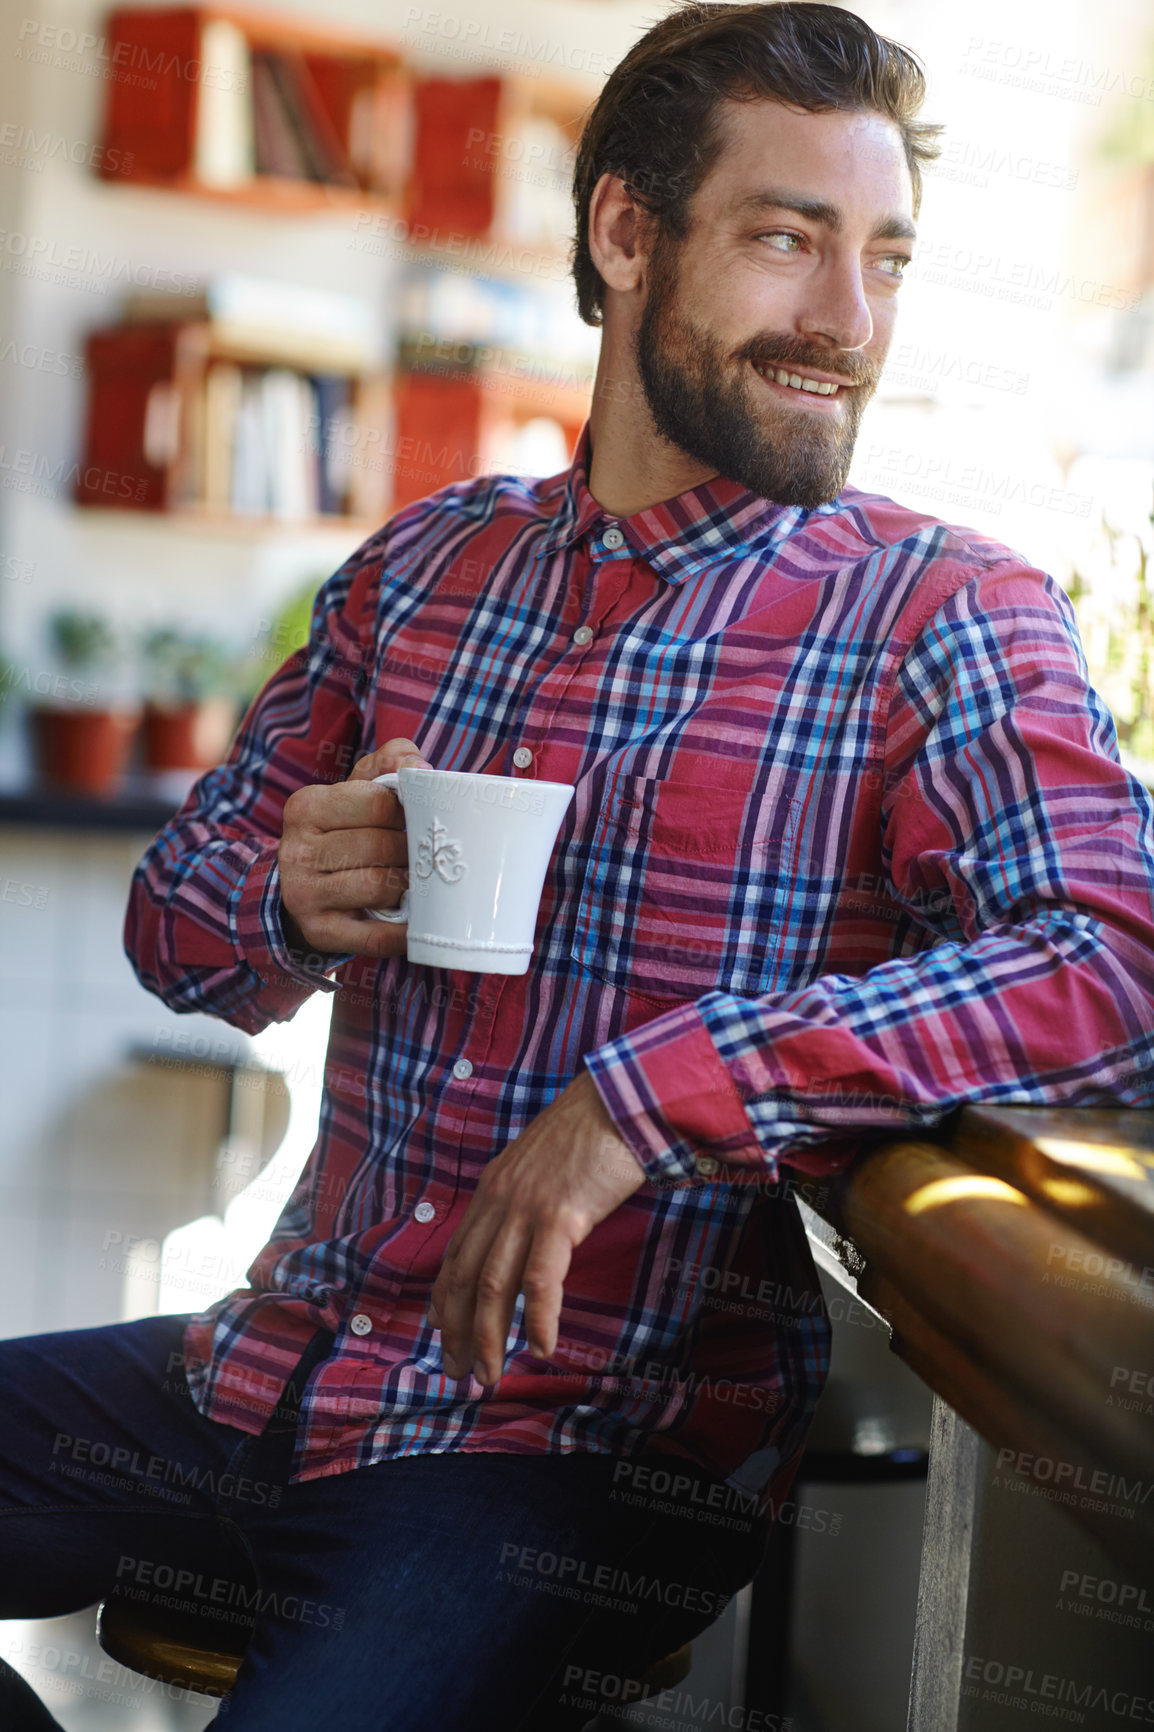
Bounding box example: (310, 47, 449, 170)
(758, 230, 803, 252)
(878, 254, 911, 278)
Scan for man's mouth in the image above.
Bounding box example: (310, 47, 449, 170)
(751, 361, 849, 398)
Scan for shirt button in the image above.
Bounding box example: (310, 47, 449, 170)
(696, 1156, 720, 1178)
(414, 1201, 436, 1224)
(350, 1313, 373, 1336)
(602, 525, 625, 550)
(572, 625, 594, 646)
(452, 1057, 473, 1080)
(512, 746, 533, 769)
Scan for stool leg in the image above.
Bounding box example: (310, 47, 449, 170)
(744, 1510, 797, 1719)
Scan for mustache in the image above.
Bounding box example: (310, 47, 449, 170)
(738, 337, 877, 389)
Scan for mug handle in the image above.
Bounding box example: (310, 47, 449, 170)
(365, 772, 408, 924)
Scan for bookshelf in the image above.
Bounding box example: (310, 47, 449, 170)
(98, 4, 410, 211)
(76, 319, 390, 525)
(392, 345, 590, 511)
(406, 73, 584, 259)
(76, 33, 597, 530)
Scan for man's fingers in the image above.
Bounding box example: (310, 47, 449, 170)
(468, 1219, 535, 1386)
(518, 1229, 572, 1360)
(304, 827, 408, 877)
(291, 911, 409, 958)
(346, 739, 430, 783)
(432, 1206, 505, 1381)
(287, 778, 403, 833)
(308, 866, 409, 912)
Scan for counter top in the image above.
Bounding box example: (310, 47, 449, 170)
(0, 775, 193, 831)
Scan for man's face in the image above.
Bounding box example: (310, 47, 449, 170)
(634, 100, 917, 507)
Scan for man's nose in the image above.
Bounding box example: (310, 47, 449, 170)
(797, 255, 874, 353)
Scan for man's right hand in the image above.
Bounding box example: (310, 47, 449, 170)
(278, 736, 431, 959)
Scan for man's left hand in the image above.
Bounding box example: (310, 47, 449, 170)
(427, 1069, 646, 1387)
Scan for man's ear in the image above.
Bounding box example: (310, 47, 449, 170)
(588, 171, 650, 299)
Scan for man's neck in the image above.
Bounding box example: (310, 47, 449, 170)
(585, 342, 719, 519)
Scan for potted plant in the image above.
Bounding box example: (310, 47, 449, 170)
(138, 627, 240, 771)
(32, 609, 140, 796)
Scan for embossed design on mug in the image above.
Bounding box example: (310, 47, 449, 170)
(414, 816, 467, 885)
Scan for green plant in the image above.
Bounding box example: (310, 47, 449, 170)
(49, 609, 117, 671)
(140, 627, 237, 705)
(1069, 486, 1154, 762)
(237, 575, 324, 703)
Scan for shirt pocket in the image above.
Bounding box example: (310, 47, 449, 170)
(570, 770, 801, 1005)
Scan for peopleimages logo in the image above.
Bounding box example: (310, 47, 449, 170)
(497, 1541, 729, 1620)
(964, 1654, 1154, 1723)
(115, 1557, 344, 1629)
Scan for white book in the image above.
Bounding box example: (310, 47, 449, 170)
(195, 21, 255, 188)
(231, 374, 270, 516)
(262, 370, 318, 521)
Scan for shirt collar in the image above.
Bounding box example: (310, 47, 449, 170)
(536, 422, 841, 584)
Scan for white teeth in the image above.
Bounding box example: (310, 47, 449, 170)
(761, 364, 838, 396)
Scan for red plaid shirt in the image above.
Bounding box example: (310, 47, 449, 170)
(125, 427, 1154, 1504)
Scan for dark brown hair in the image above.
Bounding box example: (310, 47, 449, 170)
(572, 1, 942, 325)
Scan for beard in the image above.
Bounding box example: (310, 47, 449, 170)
(634, 231, 882, 508)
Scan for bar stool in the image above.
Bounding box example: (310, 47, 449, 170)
(94, 1590, 694, 1702)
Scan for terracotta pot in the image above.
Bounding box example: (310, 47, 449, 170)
(142, 698, 238, 771)
(33, 704, 140, 796)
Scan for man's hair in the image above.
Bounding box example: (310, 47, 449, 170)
(571, 1, 943, 326)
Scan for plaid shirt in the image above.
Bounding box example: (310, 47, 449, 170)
(125, 427, 1154, 1502)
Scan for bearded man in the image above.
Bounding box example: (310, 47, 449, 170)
(4, 5, 1153, 1729)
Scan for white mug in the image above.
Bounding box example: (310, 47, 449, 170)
(366, 766, 575, 974)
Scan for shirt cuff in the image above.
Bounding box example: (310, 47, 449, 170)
(584, 1001, 766, 1188)
(232, 846, 353, 1000)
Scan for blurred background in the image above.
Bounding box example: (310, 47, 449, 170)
(0, 0, 1151, 1725)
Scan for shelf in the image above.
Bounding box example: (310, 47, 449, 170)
(100, 5, 409, 210)
(399, 348, 592, 427)
(72, 505, 382, 538)
(106, 172, 400, 219)
(399, 234, 572, 288)
(0, 779, 189, 832)
(75, 323, 391, 522)
(406, 73, 583, 249)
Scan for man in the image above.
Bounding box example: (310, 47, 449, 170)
(4, 3, 1154, 1728)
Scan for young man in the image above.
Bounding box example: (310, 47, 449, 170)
(5, 4, 1154, 1728)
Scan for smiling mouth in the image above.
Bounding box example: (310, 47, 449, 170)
(751, 361, 849, 398)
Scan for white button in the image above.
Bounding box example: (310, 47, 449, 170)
(602, 526, 625, 550)
(512, 746, 533, 769)
(696, 1156, 719, 1178)
(572, 625, 594, 646)
(414, 1201, 436, 1224)
(452, 1058, 473, 1080)
(350, 1313, 372, 1336)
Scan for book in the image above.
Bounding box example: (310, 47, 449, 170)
(262, 369, 318, 520)
(230, 372, 269, 516)
(250, 49, 313, 180)
(202, 363, 243, 512)
(349, 68, 410, 194)
(312, 375, 353, 515)
(267, 51, 358, 187)
(121, 276, 377, 373)
(194, 20, 254, 187)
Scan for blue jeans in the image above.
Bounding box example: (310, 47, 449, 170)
(0, 1316, 766, 1730)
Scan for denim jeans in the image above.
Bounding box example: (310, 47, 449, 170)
(0, 1316, 767, 1730)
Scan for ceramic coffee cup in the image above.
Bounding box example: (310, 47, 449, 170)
(365, 766, 575, 974)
